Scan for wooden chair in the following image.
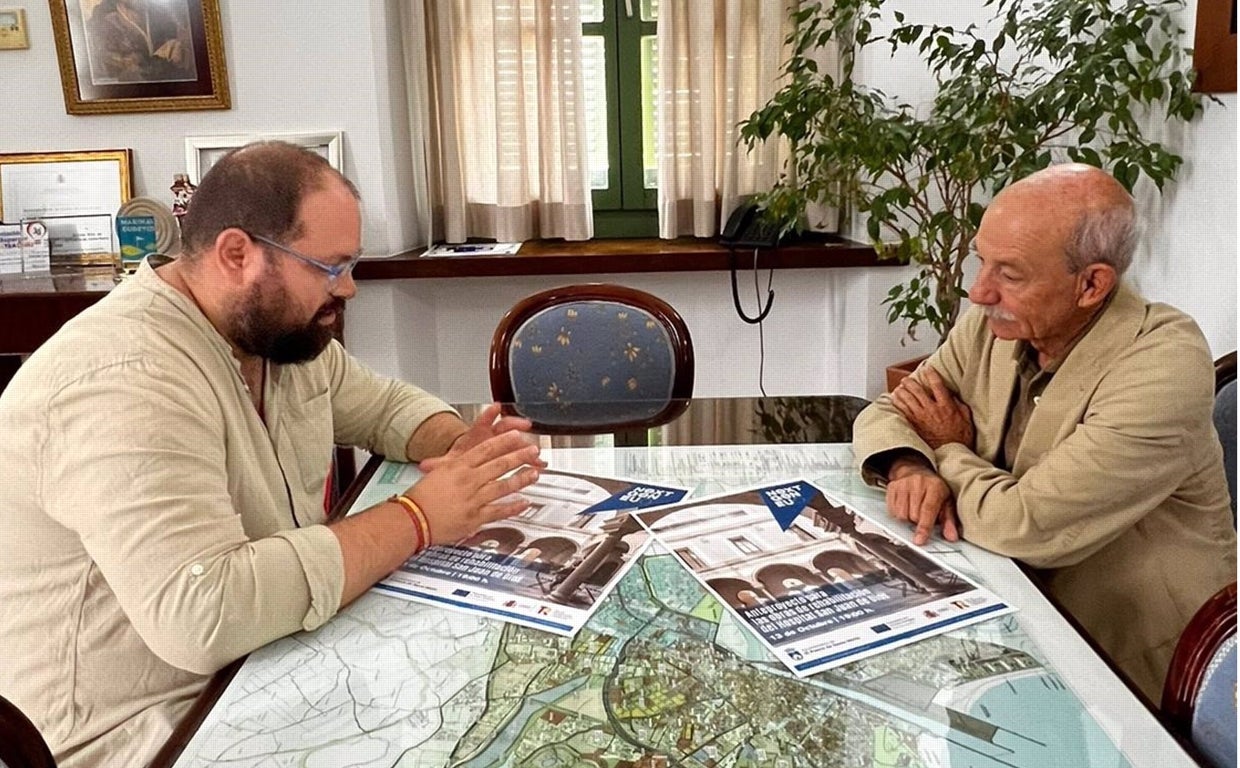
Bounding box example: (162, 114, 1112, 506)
(0, 694, 56, 768)
(1215, 352, 1237, 524)
(1216, 351, 1237, 394)
(490, 284, 694, 434)
(1162, 582, 1237, 768)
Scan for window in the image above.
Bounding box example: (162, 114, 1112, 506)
(406, 1, 798, 243)
(675, 547, 706, 570)
(581, 0, 658, 237)
(729, 535, 760, 555)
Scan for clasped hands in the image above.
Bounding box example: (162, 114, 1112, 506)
(886, 367, 974, 546)
(408, 404, 546, 546)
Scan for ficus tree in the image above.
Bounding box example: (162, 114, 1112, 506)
(740, 0, 1212, 344)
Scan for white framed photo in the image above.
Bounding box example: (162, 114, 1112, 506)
(183, 131, 343, 184)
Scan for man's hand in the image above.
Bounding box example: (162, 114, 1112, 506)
(419, 404, 546, 472)
(885, 455, 960, 546)
(406, 430, 542, 545)
(890, 367, 975, 450)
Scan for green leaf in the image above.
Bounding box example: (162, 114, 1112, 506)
(739, 0, 1203, 343)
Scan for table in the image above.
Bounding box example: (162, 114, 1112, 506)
(155, 398, 1201, 768)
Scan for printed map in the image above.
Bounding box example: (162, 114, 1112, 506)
(174, 445, 1132, 768)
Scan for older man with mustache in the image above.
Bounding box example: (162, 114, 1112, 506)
(853, 163, 1236, 702)
(0, 142, 544, 767)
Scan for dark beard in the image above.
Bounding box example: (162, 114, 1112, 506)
(231, 283, 343, 365)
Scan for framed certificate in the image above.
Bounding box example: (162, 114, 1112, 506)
(0, 150, 133, 261)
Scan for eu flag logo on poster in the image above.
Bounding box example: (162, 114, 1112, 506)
(759, 481, 813, 531)
(582, 484, 688, 515)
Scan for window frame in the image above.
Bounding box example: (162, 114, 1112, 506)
(583, 1, 657, 237)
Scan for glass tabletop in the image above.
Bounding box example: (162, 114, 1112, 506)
(154, 397, 1200, 768)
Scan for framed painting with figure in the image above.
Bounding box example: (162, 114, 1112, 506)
(49, 0, 230, 114)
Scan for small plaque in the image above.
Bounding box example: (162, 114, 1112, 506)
(20, 219, 48, 273)
(0, 223, 20, 274)
(116, 215, 159, 271)
(0, 8, 28, 51)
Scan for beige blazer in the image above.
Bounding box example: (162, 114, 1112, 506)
(854, 284, 1237, 700)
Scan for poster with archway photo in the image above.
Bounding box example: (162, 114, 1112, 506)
(49, 0, 230, 115)
(635, 480, 1013, 678)
(354, 464, 689, 636)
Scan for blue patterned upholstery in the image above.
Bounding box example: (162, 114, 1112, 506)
(506, 300, 677, 429)
(1191, 636, 1237, 768)
(491, 285, 694, 432)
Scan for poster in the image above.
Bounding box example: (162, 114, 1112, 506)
(635, 480, 1013, 676)
(356, 465, 688, 635)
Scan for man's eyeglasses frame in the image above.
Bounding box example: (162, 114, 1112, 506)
(249, 232, 362, 287)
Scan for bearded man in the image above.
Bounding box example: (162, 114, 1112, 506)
(0, 141, 543, 767)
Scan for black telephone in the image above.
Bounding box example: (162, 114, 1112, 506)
(721, 201, 777, 324)
(720, 201, 782, 248)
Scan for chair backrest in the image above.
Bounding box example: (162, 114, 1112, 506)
(1215, 379, 1237, 525)
(490, 284, 694, 434)
(1216, 351, 1237, 395)
(1162, 582, 1237, 768)
(0, 694, 56, 768)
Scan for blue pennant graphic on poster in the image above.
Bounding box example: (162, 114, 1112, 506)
(759, 481, 814, 531)
(581, 484, 688, 515)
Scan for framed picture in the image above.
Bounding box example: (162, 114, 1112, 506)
(184, 132, 344, 184)
(49, 0, 230, 115)
(0, 150, 134, 263)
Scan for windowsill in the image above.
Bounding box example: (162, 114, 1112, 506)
(353, 235, 892, 281)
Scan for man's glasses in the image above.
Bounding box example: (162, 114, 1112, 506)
(249, 233, 362, 287)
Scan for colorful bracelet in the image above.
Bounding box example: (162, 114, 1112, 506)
(392, 494, 432, 552)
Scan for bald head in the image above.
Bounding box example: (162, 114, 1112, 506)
(994, 163, 1137, 276)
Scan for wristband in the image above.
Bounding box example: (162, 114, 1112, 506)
(392, 494, 432, 552)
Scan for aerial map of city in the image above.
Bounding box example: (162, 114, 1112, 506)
(173, 445, 1134, 768)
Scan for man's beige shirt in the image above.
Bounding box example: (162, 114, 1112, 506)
(0, 261, 454, 767)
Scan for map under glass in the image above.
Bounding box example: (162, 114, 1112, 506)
(173, 445, 1133, 768)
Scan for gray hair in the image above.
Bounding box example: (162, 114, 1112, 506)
(1064, 203, 1138, 276)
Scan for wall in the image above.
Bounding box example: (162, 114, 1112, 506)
(343, 269, 921, 403)
(0, 1, 1232, 399)
(0, 0, 418, 255)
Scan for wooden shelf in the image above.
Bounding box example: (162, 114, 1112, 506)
(353, 236, 889, 280)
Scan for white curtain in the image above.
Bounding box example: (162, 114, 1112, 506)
(403, 0, 594, 244)
(655, 0, 795, 238)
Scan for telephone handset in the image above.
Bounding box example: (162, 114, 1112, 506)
(720, 202, 782, 248)
(721, 202, 777, 324)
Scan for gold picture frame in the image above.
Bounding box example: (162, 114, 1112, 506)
(0, 150, 134, 264)
(49, 0, 230, 115)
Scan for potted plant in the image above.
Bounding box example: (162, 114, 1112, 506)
(739, 0, 1213, 372)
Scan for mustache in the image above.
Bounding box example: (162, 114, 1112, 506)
(314, 299, 346, 319)
(983, 305, 1016, 322)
